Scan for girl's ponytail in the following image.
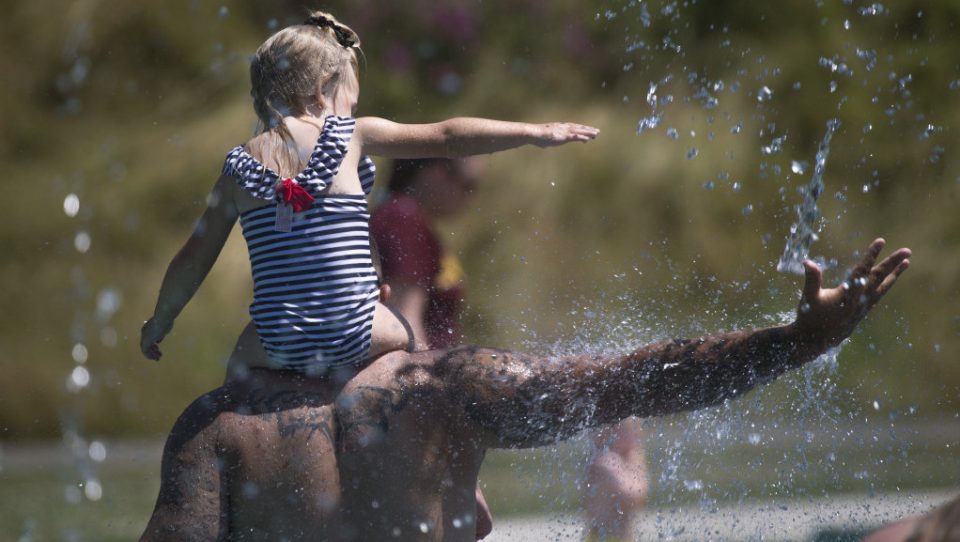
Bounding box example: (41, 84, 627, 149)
(247, 11, 361, 177)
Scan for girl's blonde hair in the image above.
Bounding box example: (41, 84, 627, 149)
(250, 11, 360, 176)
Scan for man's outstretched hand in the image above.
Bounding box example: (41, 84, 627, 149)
(794, 238, 911, 351)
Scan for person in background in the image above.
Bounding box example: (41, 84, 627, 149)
(371, 158, 649, 540)
(371, 158, 480, 351)
(371, 157, 491, 537)
(863, 494, 960, 542)
(584, 418, 649, 541)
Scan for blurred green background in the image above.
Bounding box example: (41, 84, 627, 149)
(1, 0, 958, 539)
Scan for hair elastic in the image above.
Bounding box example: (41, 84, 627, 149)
(304, 15, 358, 48)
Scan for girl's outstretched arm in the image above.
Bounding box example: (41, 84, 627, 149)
(141, 175, 239, 360)
(356, 116, 599, 159)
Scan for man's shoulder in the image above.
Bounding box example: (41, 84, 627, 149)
(336, 351, 443, 412)
(164, 387, 234, 451)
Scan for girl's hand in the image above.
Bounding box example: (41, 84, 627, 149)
(141, 317, 173, 361)
(533, 123, 600, 147)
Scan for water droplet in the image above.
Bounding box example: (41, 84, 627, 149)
(858, 3, 886, 16)
(452, 518, 463, 529)
(748, 433, 761, 445)
(862, 184, 871, 193)
(63, 194, 80, 217)
(83, 478, 102, 501)
(74, 231, 91, 253)
(872, 400, 880, 410)
(419, 522, 429, 533)
(761, 135, 787, 155)
(666, 127, 679, 140)
(703, 181, 715, 190)
(88, 441, 107, 462)
(843, 19, 851, 29)
(71, 343, 88, 364)
(741, 204, 753, 216)
(757, 86, 773, 102)
(686, 147, 698, 159)
(96, 288, 122, 322)
(791, 160, 808, 175)
(636, 113, 662, 135)
(68, 366, 90, 392)
(218, 5, 229, 19)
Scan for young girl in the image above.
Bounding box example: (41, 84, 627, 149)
(140, 11, 598, 375)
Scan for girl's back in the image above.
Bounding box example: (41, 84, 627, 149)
(224, 114, 381, 371)
(232, 116, 367, 212)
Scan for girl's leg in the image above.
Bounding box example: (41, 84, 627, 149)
(368, 301, 425, 359)
(228, 299, 425, 383)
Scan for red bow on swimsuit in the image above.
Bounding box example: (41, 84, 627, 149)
(278, 178, 315, 212)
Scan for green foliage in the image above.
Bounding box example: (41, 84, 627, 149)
(2, 0, 958, 439)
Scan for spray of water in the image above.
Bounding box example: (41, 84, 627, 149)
(776, 119, 841, 275)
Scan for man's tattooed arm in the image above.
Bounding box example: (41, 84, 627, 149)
(437, 325, 818, 449)
(141, 392, 228, 542)
(441, 240, 912, 449)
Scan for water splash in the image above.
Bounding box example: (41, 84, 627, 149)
(777, 119, 840, 274)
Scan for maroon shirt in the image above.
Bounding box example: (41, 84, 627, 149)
(370, 194, 465, 348)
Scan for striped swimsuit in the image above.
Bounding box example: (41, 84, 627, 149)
(222, 116, 379, 371)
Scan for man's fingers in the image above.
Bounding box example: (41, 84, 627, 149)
(870, 247, 912, 284)
(802, 259, 822, 302)
(853, 238, 886, 278)
(875, 258, 910, 298)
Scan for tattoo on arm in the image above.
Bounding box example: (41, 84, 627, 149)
(335, 384, 415, 450)
(433, 326, 806, 449)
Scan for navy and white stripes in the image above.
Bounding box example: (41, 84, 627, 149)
(226, 115, 380, 370)
(240, 198, 379, 369)
(222, 116, 376, 201)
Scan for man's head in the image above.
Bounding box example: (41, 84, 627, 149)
(387, 158, 482, 218)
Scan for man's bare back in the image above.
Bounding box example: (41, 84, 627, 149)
(141, 240, 911, 541)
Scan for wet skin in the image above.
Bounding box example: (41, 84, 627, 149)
(141, 239, 910, 541)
